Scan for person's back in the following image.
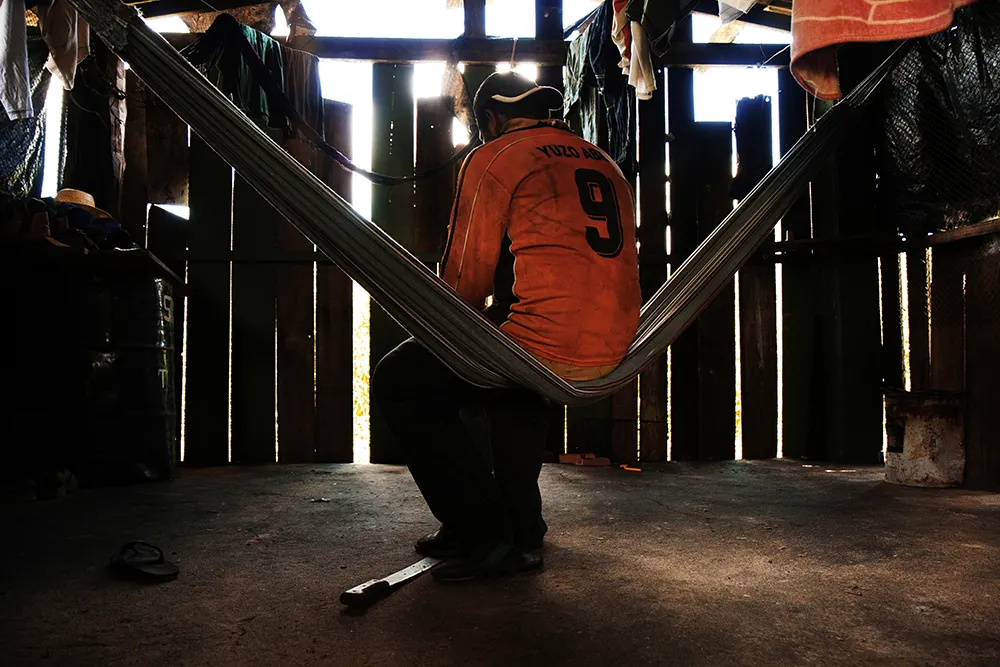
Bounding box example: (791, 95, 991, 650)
(442, 117, 641, 380)
(373, 72, 640, 583)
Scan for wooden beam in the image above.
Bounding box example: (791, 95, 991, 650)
(302, 37, 565, 64)
(315, 101, 355, 464)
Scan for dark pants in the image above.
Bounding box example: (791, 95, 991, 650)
(372, 339, 549, 547)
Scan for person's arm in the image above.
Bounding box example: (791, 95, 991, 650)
(439, 152, 510, 310)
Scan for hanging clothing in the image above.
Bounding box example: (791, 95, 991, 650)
(585, 0, 636, 175)
(792, 0, 977, 100)
(0, 30, 51, 197)
(37, 0, 91, 90)
(441, 118, 641, 378)
(610, 0, 631, 76)
(1, 0, 32, 120)
(281, 43, 323, 134)
(181, 13, 285, 129)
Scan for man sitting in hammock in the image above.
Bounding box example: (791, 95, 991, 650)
(373, 72, 641, 582)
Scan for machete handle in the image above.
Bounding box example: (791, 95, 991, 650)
(340, 578, 392, 608)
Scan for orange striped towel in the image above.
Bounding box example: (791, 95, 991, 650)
(791, 0, 977, 100)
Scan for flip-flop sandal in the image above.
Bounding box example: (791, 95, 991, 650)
(109, 541, 179, 583)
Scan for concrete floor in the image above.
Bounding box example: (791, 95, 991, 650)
(1, 460, 999, 666)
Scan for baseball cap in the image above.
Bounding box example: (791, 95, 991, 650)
(473, 72, 564, 124)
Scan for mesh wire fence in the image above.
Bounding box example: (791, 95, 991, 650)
(881, 0, 1000, 237)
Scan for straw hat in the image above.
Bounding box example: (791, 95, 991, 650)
(55, 188, 111, 218)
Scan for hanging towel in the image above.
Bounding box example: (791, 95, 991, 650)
(37, 0, 91, 90)
(628, 21, 656, 100)
(792, 0, 977, 100)
(1, 0, 32, 120)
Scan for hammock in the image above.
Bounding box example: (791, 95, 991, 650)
(70, 0, 908, 406)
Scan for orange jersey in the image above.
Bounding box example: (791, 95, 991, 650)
(440, 119, 641, 371)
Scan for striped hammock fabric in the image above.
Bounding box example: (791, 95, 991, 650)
(70, 0, 908, 406)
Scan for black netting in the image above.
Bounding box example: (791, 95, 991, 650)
(882, 0, 1000, 237)
(0, 32, 53, 199)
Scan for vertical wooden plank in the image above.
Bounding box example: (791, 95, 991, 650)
(695, 123, 736, 462)
(121, 71, 149, 243)
(611, 383, 638, 464)
(184, 134, 232, 466)
(145, 94, 189, 205)
(370, 63, 415, 464)
(880, 252, 905, 390)
(665, 20, 698, 460)
(735, 95, 777, 460)
(638, 69, 668, 463)
(414, 97, 456, 265)
(535, 0, 563, 92)
(276, 137, 318, 463)
(316, 101, 355, 464)
(147, 204, 189, 461)
(964, 246, 1000, 488)
(809, 51, 885, 464)
(777, 67, 815, 460)
(906, 250, 931, 390)
(929, 245, 964, 392)
(230, 167, 277, 465)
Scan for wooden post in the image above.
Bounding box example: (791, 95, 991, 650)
(369, 63, 415, 463)
(230, 164, 278, 465)
(316, 101, 355, 464)
(964, 244, 1000, 488)
(777, 66, 815, 460)
(734, 95, 777, 460)
(694, 123, 736, 462)
(120, 71, 149, 243)
(184, 134, 233, 466)
(665, 17, 698, 461)
(277, 137, 319, 463)
(637, 69, 668, 463)
(414, 97, 456, 266)
(929, 245, 964, 392)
